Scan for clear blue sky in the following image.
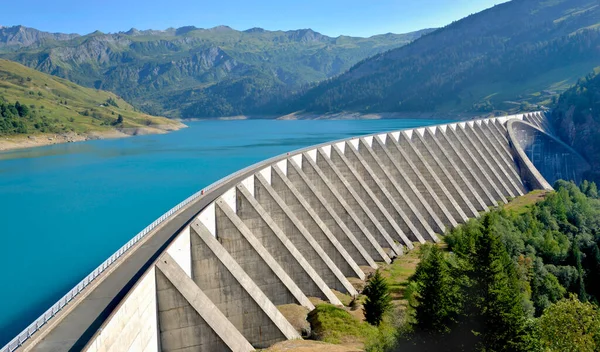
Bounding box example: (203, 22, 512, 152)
(0, 0, 509, 37)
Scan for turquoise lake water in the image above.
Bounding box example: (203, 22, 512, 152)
(0, 118, 453, 345)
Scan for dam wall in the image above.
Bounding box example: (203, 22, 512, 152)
(4, 111, 590, 352)
(508, 119, 591, 188)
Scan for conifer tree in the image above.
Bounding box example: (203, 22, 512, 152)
(470, 213, 533, 352)
(587, 182, 598, 199)
(412, 244, 461, 336)
(581, 180, 590, 195)
(363, 269, 392, 326)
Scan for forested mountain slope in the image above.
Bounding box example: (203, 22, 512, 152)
(552, 70, 600, 178)
(285, 0, 600, 115)
(0, 25, 433, 117)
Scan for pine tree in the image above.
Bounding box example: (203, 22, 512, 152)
(581, 180, 590, 195)
(569, 245, 588, 301)
(412, 244, 461, 336)
(587, 182, 598, 199)
(470, 213, 533, 352)
(363, 269, 392, 326)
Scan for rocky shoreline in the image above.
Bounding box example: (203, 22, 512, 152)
(0, 123, 187, 152)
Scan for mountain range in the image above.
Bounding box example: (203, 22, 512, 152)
(1, 0, 599, 120)
(285, 0, 600, 116)
(0, 25, 433, 117)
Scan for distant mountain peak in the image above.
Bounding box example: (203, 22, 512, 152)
(175, 26, 198, 36)
(210, 25, 234, 31)
(244, 27, 265, 33)
(0, 25, 79, 48)
(285, 28, 327, 43)
(125, 28, 139, 35)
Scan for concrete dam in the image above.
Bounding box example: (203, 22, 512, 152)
(3, 112, 590, 352)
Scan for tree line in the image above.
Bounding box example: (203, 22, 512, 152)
(400, 180, 600, 351)
(0, 99, 63, 135)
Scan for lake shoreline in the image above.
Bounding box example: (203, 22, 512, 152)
(178, 111, 484, 122)
(276, 111, 482, 120)
(0, 123, 187, 152)
(0, 111, 477, 152)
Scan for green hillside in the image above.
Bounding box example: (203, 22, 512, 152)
(0, 26, 433, 118)
(0, 59, 179, 135)
(284, 0, 600, 116)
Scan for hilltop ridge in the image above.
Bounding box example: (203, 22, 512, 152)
(284, 0, 600, 116)
(0, 25, 434, 118)
(0, 59, 184, 150)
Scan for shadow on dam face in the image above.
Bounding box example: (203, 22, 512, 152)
(508, 119, 591, 189)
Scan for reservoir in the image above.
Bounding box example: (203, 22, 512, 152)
(0, 118, 452, 345)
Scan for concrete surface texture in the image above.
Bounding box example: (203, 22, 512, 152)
(10, 112, 592, 352)
(508, 117, 591, 189)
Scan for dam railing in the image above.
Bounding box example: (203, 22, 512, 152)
(1, 138, 327, 352)
(1, 153, 284, 352)
(3, 112, 554, 352)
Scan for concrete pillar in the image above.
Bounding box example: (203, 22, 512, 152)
(269, 163, 371, 274)
(453, 124, 514, 199)
(254, 172, 357, 295)
(285, 156, 394, 263)
(537, 112, 554, 134)
(357, 136, 449, 235)
(475, 122, 526, 194)
(332, 142, 434, 242)
(408, 129, 479, 218)
(83, 267, 160, 352)
(235, 183, 342, 304)
(300, 151, 412, 261)
(491, 119, 511, 144)
(481, 119, 516, 163)
(315, 146, 420, 245)
(214, 199, 314, 309)
(529, 113, 542, 130)
(189, 221, 301, 348)
(443, 126, 508, 204)
(390, 132, 462, 225)
(525, 113, 542, 129)
(392, 132, 468, 223)
(466, 123, 524, 196)
(156, 257, 254, 352)
(422, 128, 489, 212)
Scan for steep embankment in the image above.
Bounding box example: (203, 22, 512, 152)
(0, 59, 184, 150)
(284, 0, 600, 115)
(0, 25, 434, 118)
(552, 70, 600, 178)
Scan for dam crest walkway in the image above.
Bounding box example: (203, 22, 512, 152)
(4, 112, 589, 352)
